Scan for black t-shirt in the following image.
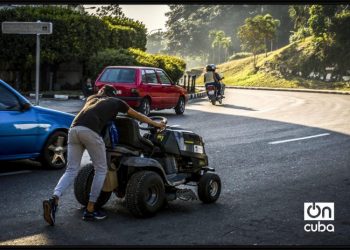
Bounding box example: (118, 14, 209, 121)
(71, 94, 129, 135)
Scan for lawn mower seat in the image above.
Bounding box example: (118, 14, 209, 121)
(114, 116, 154, 153)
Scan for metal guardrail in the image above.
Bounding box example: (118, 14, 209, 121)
(177, 74, 197, 93)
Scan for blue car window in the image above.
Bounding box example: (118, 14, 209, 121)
(0, 85, 21, 111)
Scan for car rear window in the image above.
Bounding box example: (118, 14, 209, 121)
(99, 68, 136, 83)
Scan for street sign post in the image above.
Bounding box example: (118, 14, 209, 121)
(2, 21, 52, 34)
(1, 21, 53, 105)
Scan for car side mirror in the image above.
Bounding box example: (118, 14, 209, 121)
(21, 102, 31, 112)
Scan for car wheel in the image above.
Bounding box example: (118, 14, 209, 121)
(138, 98, 151, 116)
(126, 171, 165, 218)
(198, 173, 221, 203)
(74, 163, 112, 208)
(174, 96, 185, 115)
(40, 131, 68, 169)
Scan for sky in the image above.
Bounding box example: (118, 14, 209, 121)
(84, 5, 170, 33)
(120, 5, 170, 32)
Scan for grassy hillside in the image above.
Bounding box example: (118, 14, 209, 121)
(195, 37, 350, 91)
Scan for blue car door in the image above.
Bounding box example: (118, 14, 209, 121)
(0, 84, 40, 159)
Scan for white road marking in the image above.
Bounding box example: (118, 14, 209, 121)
(268, 133, 330, 145)
(0, 170, 32, 177)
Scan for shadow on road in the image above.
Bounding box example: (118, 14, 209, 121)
(219, 103, 256, 111)
(0, 107, 349, 245)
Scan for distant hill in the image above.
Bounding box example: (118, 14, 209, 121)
(195, 37, 350, 91)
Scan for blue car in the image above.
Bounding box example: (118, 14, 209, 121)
(0, 79, 74, 169)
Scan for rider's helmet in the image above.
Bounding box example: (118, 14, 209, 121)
(206, 64, 216, 71)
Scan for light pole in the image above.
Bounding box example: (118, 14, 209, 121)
(35, 21, 41, 105)
(147, 28, 162, 36)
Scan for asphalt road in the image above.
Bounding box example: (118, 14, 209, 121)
(0, 89, 349, 246)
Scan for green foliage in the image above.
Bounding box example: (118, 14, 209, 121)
(197, 39, 349, 90)
(146, 30, 166, 54)
(128, 48, 159, 67)
(238, 15, 266, 67)
(289, 5, 310, 29)
(86, 48, 137, 80)
(165, 5, 292, 60)
(289, 26, 311, 43)
(208, 30, 232, 64)
(328, 10, 350, 74)
(229, 52, 253, 60)
(94, 4, 125, 18)
(238, 14, 280, 66)
(154, 54, 187, 82)
(86, 48, 186, 82)
(103, 16, 147, 51)
(128, 48, 186, 82)
(0, 5, 147, 90)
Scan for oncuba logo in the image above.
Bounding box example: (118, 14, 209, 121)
(304, 202, 335, 232)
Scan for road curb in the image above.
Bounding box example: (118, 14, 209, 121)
(28, 93, 85, 100)
(197, 85, 350, 95)
(26, 91, 208, 101)
(187, 91, 207, 100)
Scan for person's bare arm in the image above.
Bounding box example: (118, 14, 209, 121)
(127, 107, 165, 129)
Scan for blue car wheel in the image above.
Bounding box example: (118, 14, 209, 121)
(39, 130, 68, 169)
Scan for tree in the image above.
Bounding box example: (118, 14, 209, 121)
(146, 30, 167, 54)
(289, 5, 310, 29)
(0, 5, 147, 90)
(164, 4, 292, 62)
(238, 16, 266, 68)
(94, 4, 125, 18)
(307, 5, 350, 77)
(261, 14, 280, 56)
(222, 36, 232, 61)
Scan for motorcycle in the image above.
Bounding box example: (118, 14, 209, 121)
(205, 77, 225, 106)
(74, 116, 221, 218)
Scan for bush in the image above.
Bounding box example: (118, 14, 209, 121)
(103, 16, 147, 51)
(229, 52, 253, 60)
(128, 48, 160, 67)
(289, 27, 311, 43)
(87, 48, 186, 83)
(128, 48, 186, 82)
(86, 48, 137, 80)
(154, 54, 186, 82)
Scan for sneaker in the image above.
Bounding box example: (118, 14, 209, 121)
(43, 197, 58, 226)
(82, 208, 107, 221)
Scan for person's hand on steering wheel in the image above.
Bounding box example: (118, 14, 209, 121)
(152, 121, 166, 132)
(127, 108, 167, 132)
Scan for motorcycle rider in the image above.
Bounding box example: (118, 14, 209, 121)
(42, 84, 166, 225)
(204, 64, 224, 97)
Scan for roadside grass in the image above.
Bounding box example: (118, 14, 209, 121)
(195, 37, 350, 91)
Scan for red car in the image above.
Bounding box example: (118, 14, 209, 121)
(94, 66, 188, 116)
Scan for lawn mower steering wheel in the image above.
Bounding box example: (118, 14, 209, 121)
(139, 116, 168, 131)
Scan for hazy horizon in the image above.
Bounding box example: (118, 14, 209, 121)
(83, 4, 170, 33)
